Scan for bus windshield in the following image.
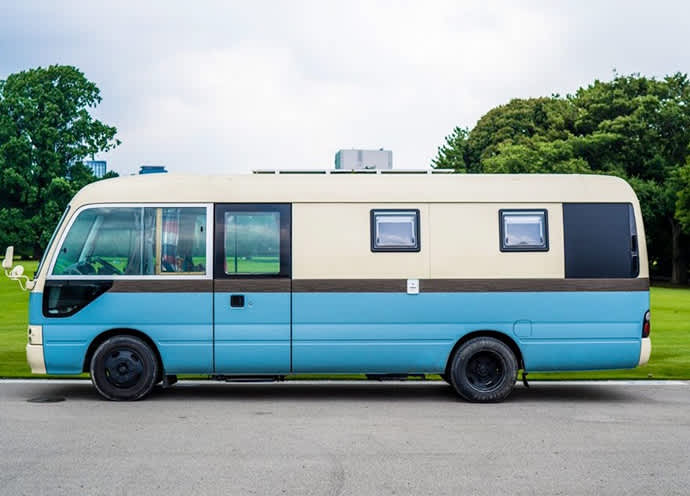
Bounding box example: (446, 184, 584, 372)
(35, 205, 71, 278)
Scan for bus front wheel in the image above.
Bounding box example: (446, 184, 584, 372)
(90, 335, 159, 401)
(449, 337, 517, 403)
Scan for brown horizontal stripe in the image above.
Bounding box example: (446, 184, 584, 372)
(214, 279, 291, 292)
(110, 279, 213, 293)
(105, 277, 649, 293)
(420, 278, 649, 292)
(293, 278, 649, 293)
(293, 279, 405, 292)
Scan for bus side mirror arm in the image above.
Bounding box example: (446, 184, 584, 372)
(3, 247, 35, 291)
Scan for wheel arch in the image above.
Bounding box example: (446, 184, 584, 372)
(444, 330, 524, 377)
(83, 328, 164, 380)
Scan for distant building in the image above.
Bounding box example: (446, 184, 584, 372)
(85, 160, 107, 178)
(139, 165, 167, 175)
(335, 149, 392, 170)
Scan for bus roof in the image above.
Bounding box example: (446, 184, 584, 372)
(70, 172, 638, 206)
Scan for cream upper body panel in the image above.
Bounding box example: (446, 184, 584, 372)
(632, 204, 649, 278)
(293, 203, 430, 279)
(430, 203, 564, 279)
(32, 172, 648, 290)
(66, 172, 637, 205)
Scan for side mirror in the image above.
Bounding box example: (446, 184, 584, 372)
(3, 247, 34, 291)
(10, 265, 24, 278)
(2, 246, 14, 270)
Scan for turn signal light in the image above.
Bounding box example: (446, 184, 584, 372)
(28, 325, 43, 345)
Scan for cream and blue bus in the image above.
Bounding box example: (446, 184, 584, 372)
(3, 171, 651, 402)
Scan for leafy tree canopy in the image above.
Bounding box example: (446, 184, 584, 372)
(433, 72, 690, 284)
(0, 65, 120, 257)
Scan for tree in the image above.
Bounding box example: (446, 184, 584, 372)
(0, 65, 120, 257)
(432, 126, 471, 172)
(432, 72, 690, 284)
(676, 162, 690, 240)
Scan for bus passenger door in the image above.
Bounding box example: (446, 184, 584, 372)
(213, 204, 292, 374)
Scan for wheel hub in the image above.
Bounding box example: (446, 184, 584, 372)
(466, 351, 505, 392)
(104, 349, 144, 388)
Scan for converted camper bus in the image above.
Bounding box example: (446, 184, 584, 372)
(3, 172, 651, 402)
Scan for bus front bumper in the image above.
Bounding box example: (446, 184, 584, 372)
(26, 325, 46, 374)
(638, 337, 651, 367)
(26, 344, 46, 374)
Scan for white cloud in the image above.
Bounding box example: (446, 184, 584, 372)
(2, 0, 689, 175)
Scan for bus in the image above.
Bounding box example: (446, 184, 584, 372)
(3, 171, 651, 402)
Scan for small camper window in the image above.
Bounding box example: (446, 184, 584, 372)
(371, 210, 420, 252)
(499, 210, 548, 252)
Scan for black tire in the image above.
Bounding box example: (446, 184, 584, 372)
(90, 335, 159, 401)
(449, 337, 518, 402)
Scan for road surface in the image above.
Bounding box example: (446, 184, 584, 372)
(1, 380, 689, 495)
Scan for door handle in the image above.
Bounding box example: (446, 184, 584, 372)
(230, 294, 245, 308)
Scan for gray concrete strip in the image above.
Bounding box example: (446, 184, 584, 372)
(1, 380, 689, 495)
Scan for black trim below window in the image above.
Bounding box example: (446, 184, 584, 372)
(370, 209, 421, 252)
(214, 203, 292, 279)
(499, 209, 549, 252)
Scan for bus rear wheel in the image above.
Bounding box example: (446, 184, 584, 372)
(449, 337, 517, 402)
(90, 336, 159, 401)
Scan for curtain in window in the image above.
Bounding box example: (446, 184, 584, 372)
(161, 208, 180, 272)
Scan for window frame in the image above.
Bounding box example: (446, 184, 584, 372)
(213, 203, 292, 279)
(47, 203, 214, 280)
(370, 209, 421, 253)
(498, 208, 549, 253)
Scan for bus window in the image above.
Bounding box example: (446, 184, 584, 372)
(499, 209, 549, 252)
(224, 211, 281, 274)
(370, 209, 420, 252)
(563, 203, 638, 278)
(155, 207, 207, 275)
(53, 207, 143, 276)
(36, 205, 71, 277)
(52, 206, 207, 277)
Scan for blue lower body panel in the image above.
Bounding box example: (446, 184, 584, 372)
(32, 292, 213, 375)
(214, 292, 291, 374)
(292, 291, 648, 373)
(521, 340, 641, 370)
(32, 289, 648, 375)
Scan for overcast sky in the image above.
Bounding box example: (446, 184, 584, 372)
(1, 1, 689, 175)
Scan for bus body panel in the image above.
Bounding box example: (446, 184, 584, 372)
(292, 290, 647, 373)
(32, 287, 647, 376)
(213, 291, 291, 373)
(31, 291, 213, 374)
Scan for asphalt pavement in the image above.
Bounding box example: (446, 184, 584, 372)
(1, 380, 689, 495)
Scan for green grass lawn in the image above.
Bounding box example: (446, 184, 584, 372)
(225, 256, 279, 274)
(0, 260, 38, 377)
(1, 262, 688, 379)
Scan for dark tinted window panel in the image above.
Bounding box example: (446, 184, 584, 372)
(44, 280, 113, 318)
(563, 203, 637, 278)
